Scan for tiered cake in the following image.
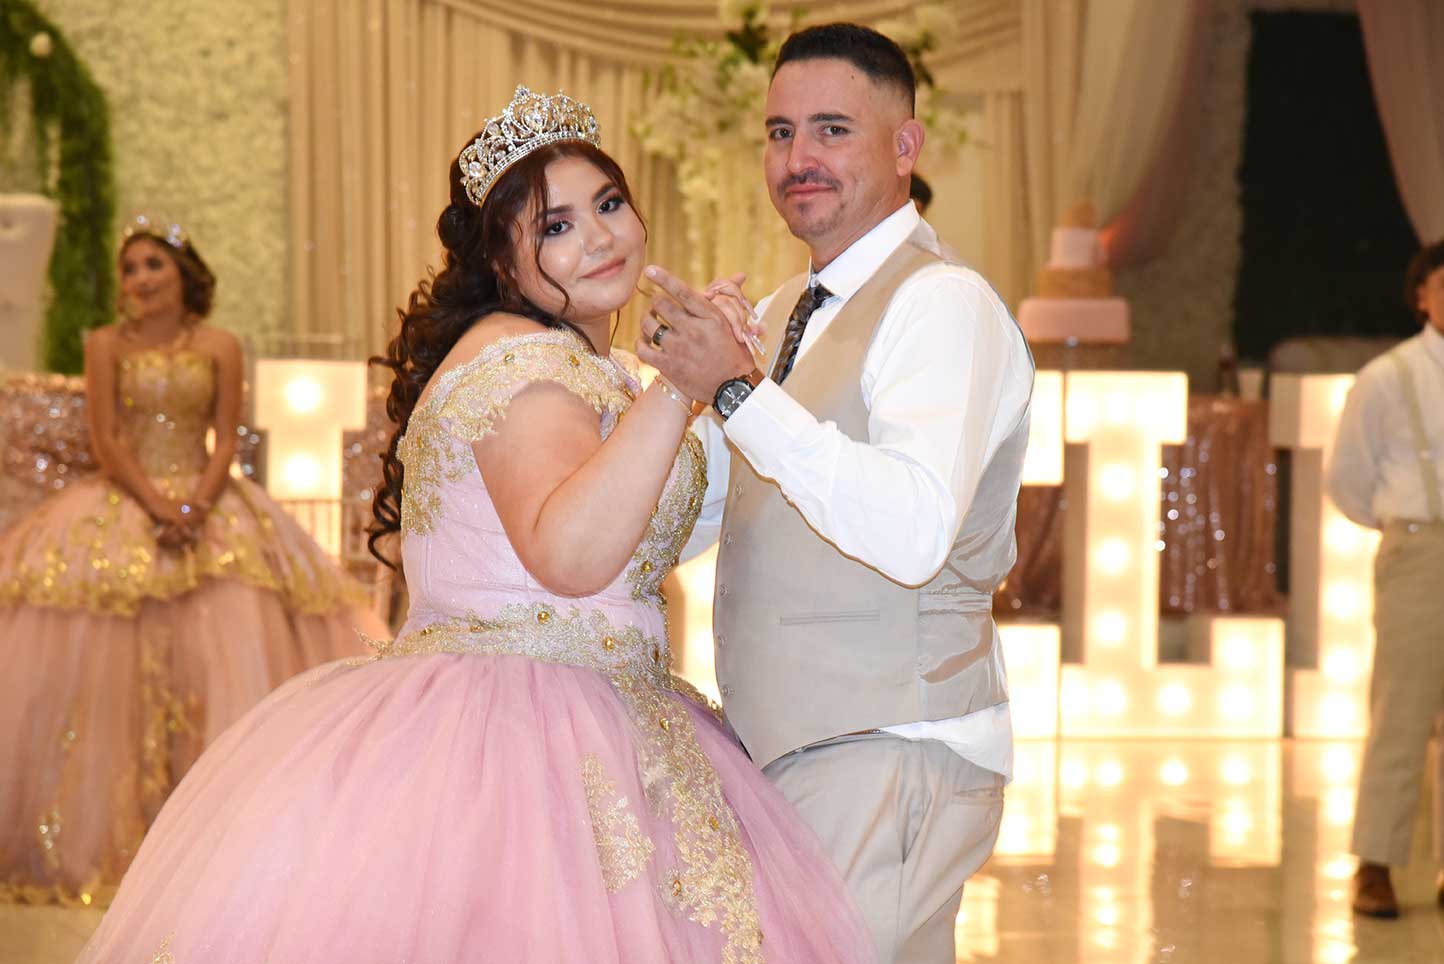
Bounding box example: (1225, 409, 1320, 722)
(1017, 202, 1130, 345)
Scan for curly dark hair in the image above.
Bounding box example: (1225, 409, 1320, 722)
(367, 138, 643, 569)
(119, 232, 217, 319)
(1404, 237, 1444, 325)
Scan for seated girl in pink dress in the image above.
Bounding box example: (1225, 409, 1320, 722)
(0, 218, 376, 906)
(72, 88, 874, 962)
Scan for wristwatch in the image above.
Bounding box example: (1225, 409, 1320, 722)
(712, 368, 766, 420)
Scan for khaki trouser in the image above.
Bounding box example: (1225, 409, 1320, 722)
(1351, 521, 1444, 867)
(764, 734, 1004, 964)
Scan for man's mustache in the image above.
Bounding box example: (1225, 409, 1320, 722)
(780, 171, 840, 191)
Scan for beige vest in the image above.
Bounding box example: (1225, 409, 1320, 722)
(714, 229, 1026, 767)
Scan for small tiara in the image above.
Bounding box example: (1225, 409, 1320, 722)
(122, 213, 189, 250)
(459, 85, 601, 208)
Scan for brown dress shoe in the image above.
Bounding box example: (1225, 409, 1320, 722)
(1352, 864, 1400, 919)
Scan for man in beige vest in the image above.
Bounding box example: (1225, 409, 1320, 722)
(638, 23, 1033, 963)
(1329, 237, 1444, 919)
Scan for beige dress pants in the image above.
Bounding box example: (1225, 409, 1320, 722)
(765, 734, 1004, 964)
(1351, 521, 1444, 867)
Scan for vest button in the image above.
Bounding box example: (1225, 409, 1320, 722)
(715, 634, 726, 647)
(718, 584, 729, 597)
(720, 684, 732, 697)
(733, 485, 743, 497)
(724, 534, 734, 546)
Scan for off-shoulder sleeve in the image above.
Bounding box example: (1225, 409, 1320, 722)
(434, 333, 631, 445)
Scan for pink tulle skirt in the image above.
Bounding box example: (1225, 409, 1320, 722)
(74, 652, 876, 963)
(0, 474, 380, 905)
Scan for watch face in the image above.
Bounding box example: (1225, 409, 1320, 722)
(716, 380, 750, 416)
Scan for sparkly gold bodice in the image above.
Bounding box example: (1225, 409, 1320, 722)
(116, 349, 215, 478)
(396, 330, 707, 615)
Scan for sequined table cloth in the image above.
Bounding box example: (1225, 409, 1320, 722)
(995, 395, 1284, 617)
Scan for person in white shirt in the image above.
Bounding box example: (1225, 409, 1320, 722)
(635, 23, 1033, 964)
(1328, 237, 1444, 919)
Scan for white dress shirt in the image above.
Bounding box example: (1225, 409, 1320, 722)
(1327, 325, 1444, 528)
(684, 202, 1033, 780)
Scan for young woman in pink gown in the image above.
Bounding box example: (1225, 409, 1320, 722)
(73, 88, 874, 962)
(0, 218, 376, 907)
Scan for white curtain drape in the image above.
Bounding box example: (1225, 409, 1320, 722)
(287, 0, 1026, 356)
(1358, 0, 1444, 244)
(1012, 0, 1203, 297)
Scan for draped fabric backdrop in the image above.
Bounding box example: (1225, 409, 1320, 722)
(1358, 0, 1444, 244)
(287, 0, 1025, 358)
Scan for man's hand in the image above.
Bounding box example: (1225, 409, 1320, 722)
(636, 265, 757, 405)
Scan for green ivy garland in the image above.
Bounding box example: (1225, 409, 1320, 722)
(0, 1, 114, 374)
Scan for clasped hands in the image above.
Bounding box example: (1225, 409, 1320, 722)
(150, 497, 209, 551)
(635, 265, 764, 407)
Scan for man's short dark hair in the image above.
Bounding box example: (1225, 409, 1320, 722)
(1404, 238, 1444, 324)
(773, 23, 916, 115)
(909, 173, 933, 213)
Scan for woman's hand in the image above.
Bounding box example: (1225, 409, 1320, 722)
(703, 273, 765, 356)
(149, 498, 201, 551)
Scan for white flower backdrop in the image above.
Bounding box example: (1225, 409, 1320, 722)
(38, 0, 289, 352)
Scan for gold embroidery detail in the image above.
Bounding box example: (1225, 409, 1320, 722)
(580, 754, 655, 893)
(371, 609, 761, 958)
(151, 933, 176, 964)
(397, 332, 633, 535)
(626, 430, 706, 604)
(0, 479, 367, 617)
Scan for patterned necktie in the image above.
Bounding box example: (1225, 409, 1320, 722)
(769, 282, 832, 385)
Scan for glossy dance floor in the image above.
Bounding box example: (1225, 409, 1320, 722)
(5, 740, 1443, 963)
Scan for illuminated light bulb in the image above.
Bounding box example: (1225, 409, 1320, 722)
(1321, 746, 1357, 784)
(1099, 464, 1135, 501)
(1318, 942, 1353, 964)
(1093, 905, 1120, 927)
(1322, 856, 1354, 880)
(1319, 695, 1357, 732)
(1325, 517, 1362, 553)
(1218, 684, 1254, 720)
(1160, 758, 1189, 786)
(1092, 886, 1117, 902)
(1219, 635, 1255, 671)
(1093, 611, 1128, 646)
(1095, 539, 1131, 574)
(282, 453, 321, 493)
(1221, 755, 1251, 786)
(1094, 680, 1128, 716)
(1219, 804, 1252, 837)
(1095, 823, 1121, 842)
(1324, 582, 1362, 620)
(1324, 787, 1354, 827)
(284, 376, 324, 415)
(1096, 761, 1125, 788)
(1157, 684, 1192, 716)
(1322, 648, 1360, 683)
(1091, 843, 1121, 868)
(1061, 759, 1089, 790)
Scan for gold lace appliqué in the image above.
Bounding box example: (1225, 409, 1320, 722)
(397, 332, 633, 535)
(374, 606, 762, 960)
(581, 754, 655, 893)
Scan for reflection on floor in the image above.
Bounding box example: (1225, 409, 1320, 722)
(959, 741, 1444, 963)
(3, 741, 1442, 963)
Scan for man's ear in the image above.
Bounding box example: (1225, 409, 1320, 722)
(895, 118, 926, 177)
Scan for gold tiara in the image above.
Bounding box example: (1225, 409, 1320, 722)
(459, 85, 601, 207)
(121, 213, 189, 250)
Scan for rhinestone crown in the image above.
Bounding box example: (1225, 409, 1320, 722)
(459, 85, 601, 207)
(121, 213, 189, 250)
